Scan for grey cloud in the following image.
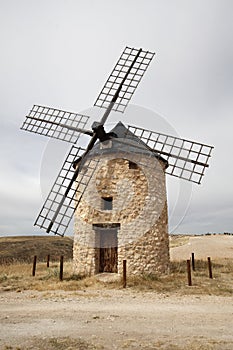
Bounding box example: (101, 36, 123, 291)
(0, 0, 232, 236)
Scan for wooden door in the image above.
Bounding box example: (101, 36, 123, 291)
(99, 229, 118, 273)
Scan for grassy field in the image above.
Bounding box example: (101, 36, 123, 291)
(0, 235, 73, 264)
(0, 235, 232, 295)
(0, 257, 232, 296)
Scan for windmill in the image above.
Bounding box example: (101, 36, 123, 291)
(21, 46, 213, 275)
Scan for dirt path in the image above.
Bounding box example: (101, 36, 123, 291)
(0, 289, 233, 350)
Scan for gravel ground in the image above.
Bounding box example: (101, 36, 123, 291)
(0, 289, 233, 350)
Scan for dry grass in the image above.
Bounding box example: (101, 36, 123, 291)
(0, 236, 73, 264)
(2, 337, 99, 350)
(0, 258, 232, 296)
(2, 337, 232, 350)
(125, 258, 233, 295)
(169, 235, 190, 248)
(121, 339, 233, 350)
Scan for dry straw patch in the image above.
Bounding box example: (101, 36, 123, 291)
(2, 337, 232, 350)
(2, 337, 98, 350)
(169, 235, 190, 248)
(0, 258, 232, 295)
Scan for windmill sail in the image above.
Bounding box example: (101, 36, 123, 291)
(94, 47, 155, 113)
(35, 145, 99, 236)
(127, 125, 213, 184)
(21, 105, 91, 144)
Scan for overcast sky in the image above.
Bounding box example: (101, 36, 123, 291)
(0, 0, 232, 236)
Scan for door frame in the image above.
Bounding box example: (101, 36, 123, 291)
(93, 223, 120, 273)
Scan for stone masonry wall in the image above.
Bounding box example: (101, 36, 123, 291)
(73, 148, 170, 276)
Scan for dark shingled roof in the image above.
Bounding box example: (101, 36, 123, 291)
(88, 121, 168, 167)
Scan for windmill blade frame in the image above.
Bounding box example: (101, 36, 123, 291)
(35, 145, 100, 236)
(94, 46, 155, 113)
(21, 105, 91, 144)
(127, 125, 214, 184)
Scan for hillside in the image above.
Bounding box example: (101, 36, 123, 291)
(170, 234, 233, 260)
(1, 234, 232, 265)
(0, 235, 73, 263)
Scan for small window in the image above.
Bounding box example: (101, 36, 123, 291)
(101, 197, 113, 210)
(128, 161, 138, 169)
(100, 140, 112, 149)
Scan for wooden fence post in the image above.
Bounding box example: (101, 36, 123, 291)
(186, 259, 192, 286)
(123, 259, 127, 288)
(59, 255, 64, 281)
(32, 255, 37, 276)
(207, 257, 213, 279)
(47, 254, 50, 268)
(191, 252, 195, 271)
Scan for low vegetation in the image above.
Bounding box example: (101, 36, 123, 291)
(0, 236, 73, 264)
(0, 235, 232, 296)
(2, 337, 231, 350)
(2, 337, 97, 350)
(0, 257, 232, 296)
(169, 235, 190, 248)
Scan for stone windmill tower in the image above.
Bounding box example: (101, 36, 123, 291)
(21, 46, 213, 276)
(73, 122, 169, 276)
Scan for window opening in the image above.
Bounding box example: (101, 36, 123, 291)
(128, 161, 138, 169)
(101, 197, 113, 210)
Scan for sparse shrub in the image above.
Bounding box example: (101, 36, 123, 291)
(65, 273, 84, 281)
(0, 274, 7, 282)
(170, 260, 186, 273)
(39, 267, 60, 280)
(143, 273, 160, 281)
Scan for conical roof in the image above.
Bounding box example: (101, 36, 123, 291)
(88, 121, 168, 167)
